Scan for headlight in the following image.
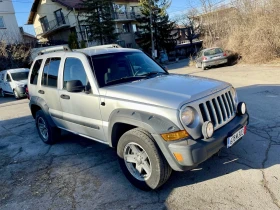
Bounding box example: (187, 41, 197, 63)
(181, 107, 195, 126)
(231, 87, 238, 104)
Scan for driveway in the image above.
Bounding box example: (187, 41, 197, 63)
(0, 63, 279, 210)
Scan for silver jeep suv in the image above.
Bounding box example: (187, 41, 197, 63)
(28, 45, 249, 190)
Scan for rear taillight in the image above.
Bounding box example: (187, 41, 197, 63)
(202, 57, 207, 61)
(223, 52, 227, 56)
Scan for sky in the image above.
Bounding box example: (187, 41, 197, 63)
(12, 0, 226, 36)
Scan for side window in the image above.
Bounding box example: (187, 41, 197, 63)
(6, 74, 11, 82)
(30, 59, 43, 85)
(63, 58, 88, 90)
(42, 57, 61, 87)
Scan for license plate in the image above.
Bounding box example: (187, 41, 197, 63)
(227, 127, 245, 148)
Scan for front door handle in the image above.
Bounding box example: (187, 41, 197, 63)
(60, 94, 70, 100)
(38, 90, 45, 94)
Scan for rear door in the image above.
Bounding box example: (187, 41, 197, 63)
(58, 54, 106, 142)
(38, 56, 64, 127)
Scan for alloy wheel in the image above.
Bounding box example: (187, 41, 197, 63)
(123, 142, 152, 181)
(38, 117, 48, 140)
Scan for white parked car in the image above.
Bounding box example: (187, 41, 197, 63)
(0, 68, 29, 99)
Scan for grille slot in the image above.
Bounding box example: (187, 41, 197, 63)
(199, 91, 236, 129)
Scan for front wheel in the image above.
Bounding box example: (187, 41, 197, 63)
(117, 128, 172, 191)
(36, 110, 60, 144)
(202, 63, 206, 70)
(0, 89, 5, 97)
(13, 90, 19, 99)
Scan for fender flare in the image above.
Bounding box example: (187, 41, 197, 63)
(29, 96, 56, 127)
(108, 109, 180, 147)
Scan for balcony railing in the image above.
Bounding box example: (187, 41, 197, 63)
(113, 12, 143, 21)
(35, 16, 70, 37)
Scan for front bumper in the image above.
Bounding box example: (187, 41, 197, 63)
(204, 58, 227, 67)
(15, 86, 27, 98)
(153, 113, 249, 171)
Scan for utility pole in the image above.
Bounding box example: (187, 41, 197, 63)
(85, 27, 89, 47)
(149, 0, 155, 58)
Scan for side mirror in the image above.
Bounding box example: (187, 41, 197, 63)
(66, 80, 84, 92)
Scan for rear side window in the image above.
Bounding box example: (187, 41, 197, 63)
(63, 58, 88, 89)
(204, 48, 223, 56)
(41, 57, 61, 87)
(30, 59, 42, 85)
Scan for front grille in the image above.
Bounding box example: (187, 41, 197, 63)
(199, 91, 235, 128)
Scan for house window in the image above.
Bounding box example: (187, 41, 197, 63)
(54, 9, 65, 26)
(132, 24, 137, 32)
(40, 16, 50, 32)
(81, 25, 91, 40)
(115, 4, 126, 14)
(122, 23, 130, 33)
(0, 16, 5, 28)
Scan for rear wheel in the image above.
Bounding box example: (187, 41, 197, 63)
(117, 128, 172, 191)
(36, 110, 60, 145)
(0, 89, 5, 97)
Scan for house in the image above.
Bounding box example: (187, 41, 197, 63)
(0, 0, 23, 44)
(19, 27, 37, 46)
(27, 0, 141, 48)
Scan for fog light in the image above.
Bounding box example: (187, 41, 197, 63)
(237, 102, 246, 115)
(202, 121, 214, 139)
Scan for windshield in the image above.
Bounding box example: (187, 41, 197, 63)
(11, 72, 29, 81)
(204, 48, 223, 56)
(90, 52, 167, 87)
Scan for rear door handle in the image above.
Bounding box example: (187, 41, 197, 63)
(60, 94, 70, 100)
(38, 90, 45, 94)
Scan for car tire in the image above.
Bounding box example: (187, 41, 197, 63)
(36, 110, 60, 145)
(13, 90, 19, 99)
(117, 128, 172, 191)
(202, 63, 206, 70)
(0, 89, 5, 97)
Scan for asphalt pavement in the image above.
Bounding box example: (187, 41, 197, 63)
(0, 62, 279, 210)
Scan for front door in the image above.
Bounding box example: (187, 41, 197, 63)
(58, 56, 105, 142)
(3, 73, 13, 94)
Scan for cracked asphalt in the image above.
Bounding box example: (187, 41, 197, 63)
(0, 62, 279, 210)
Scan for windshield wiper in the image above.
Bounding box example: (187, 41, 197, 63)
(141, 71, 167, 77)
(106, 76, 144, 85)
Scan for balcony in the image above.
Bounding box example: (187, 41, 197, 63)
(113, 12, 143, 21)
(35, 16, 70, 38)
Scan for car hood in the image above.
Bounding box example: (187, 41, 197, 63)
(102, 74, 230, 109)
(15, 79, 28, 86)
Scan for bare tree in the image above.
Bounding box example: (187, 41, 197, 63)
(0, 30, 31, 71)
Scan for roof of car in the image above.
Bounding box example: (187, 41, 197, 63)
(203, 47, 222, 51)
(1, 68, 29, 73)
(77, 47, 141, 56)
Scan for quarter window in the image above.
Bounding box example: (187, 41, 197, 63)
(63, 58, 88, 89)
(30, 59, 43, 85)
(0, 16, 5, 28)
(41, 57, 61, 87)
(6, 74, 11, 82)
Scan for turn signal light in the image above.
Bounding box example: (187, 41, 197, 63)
(173, 152, 184, 162)
(161, 130, 189, 141)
